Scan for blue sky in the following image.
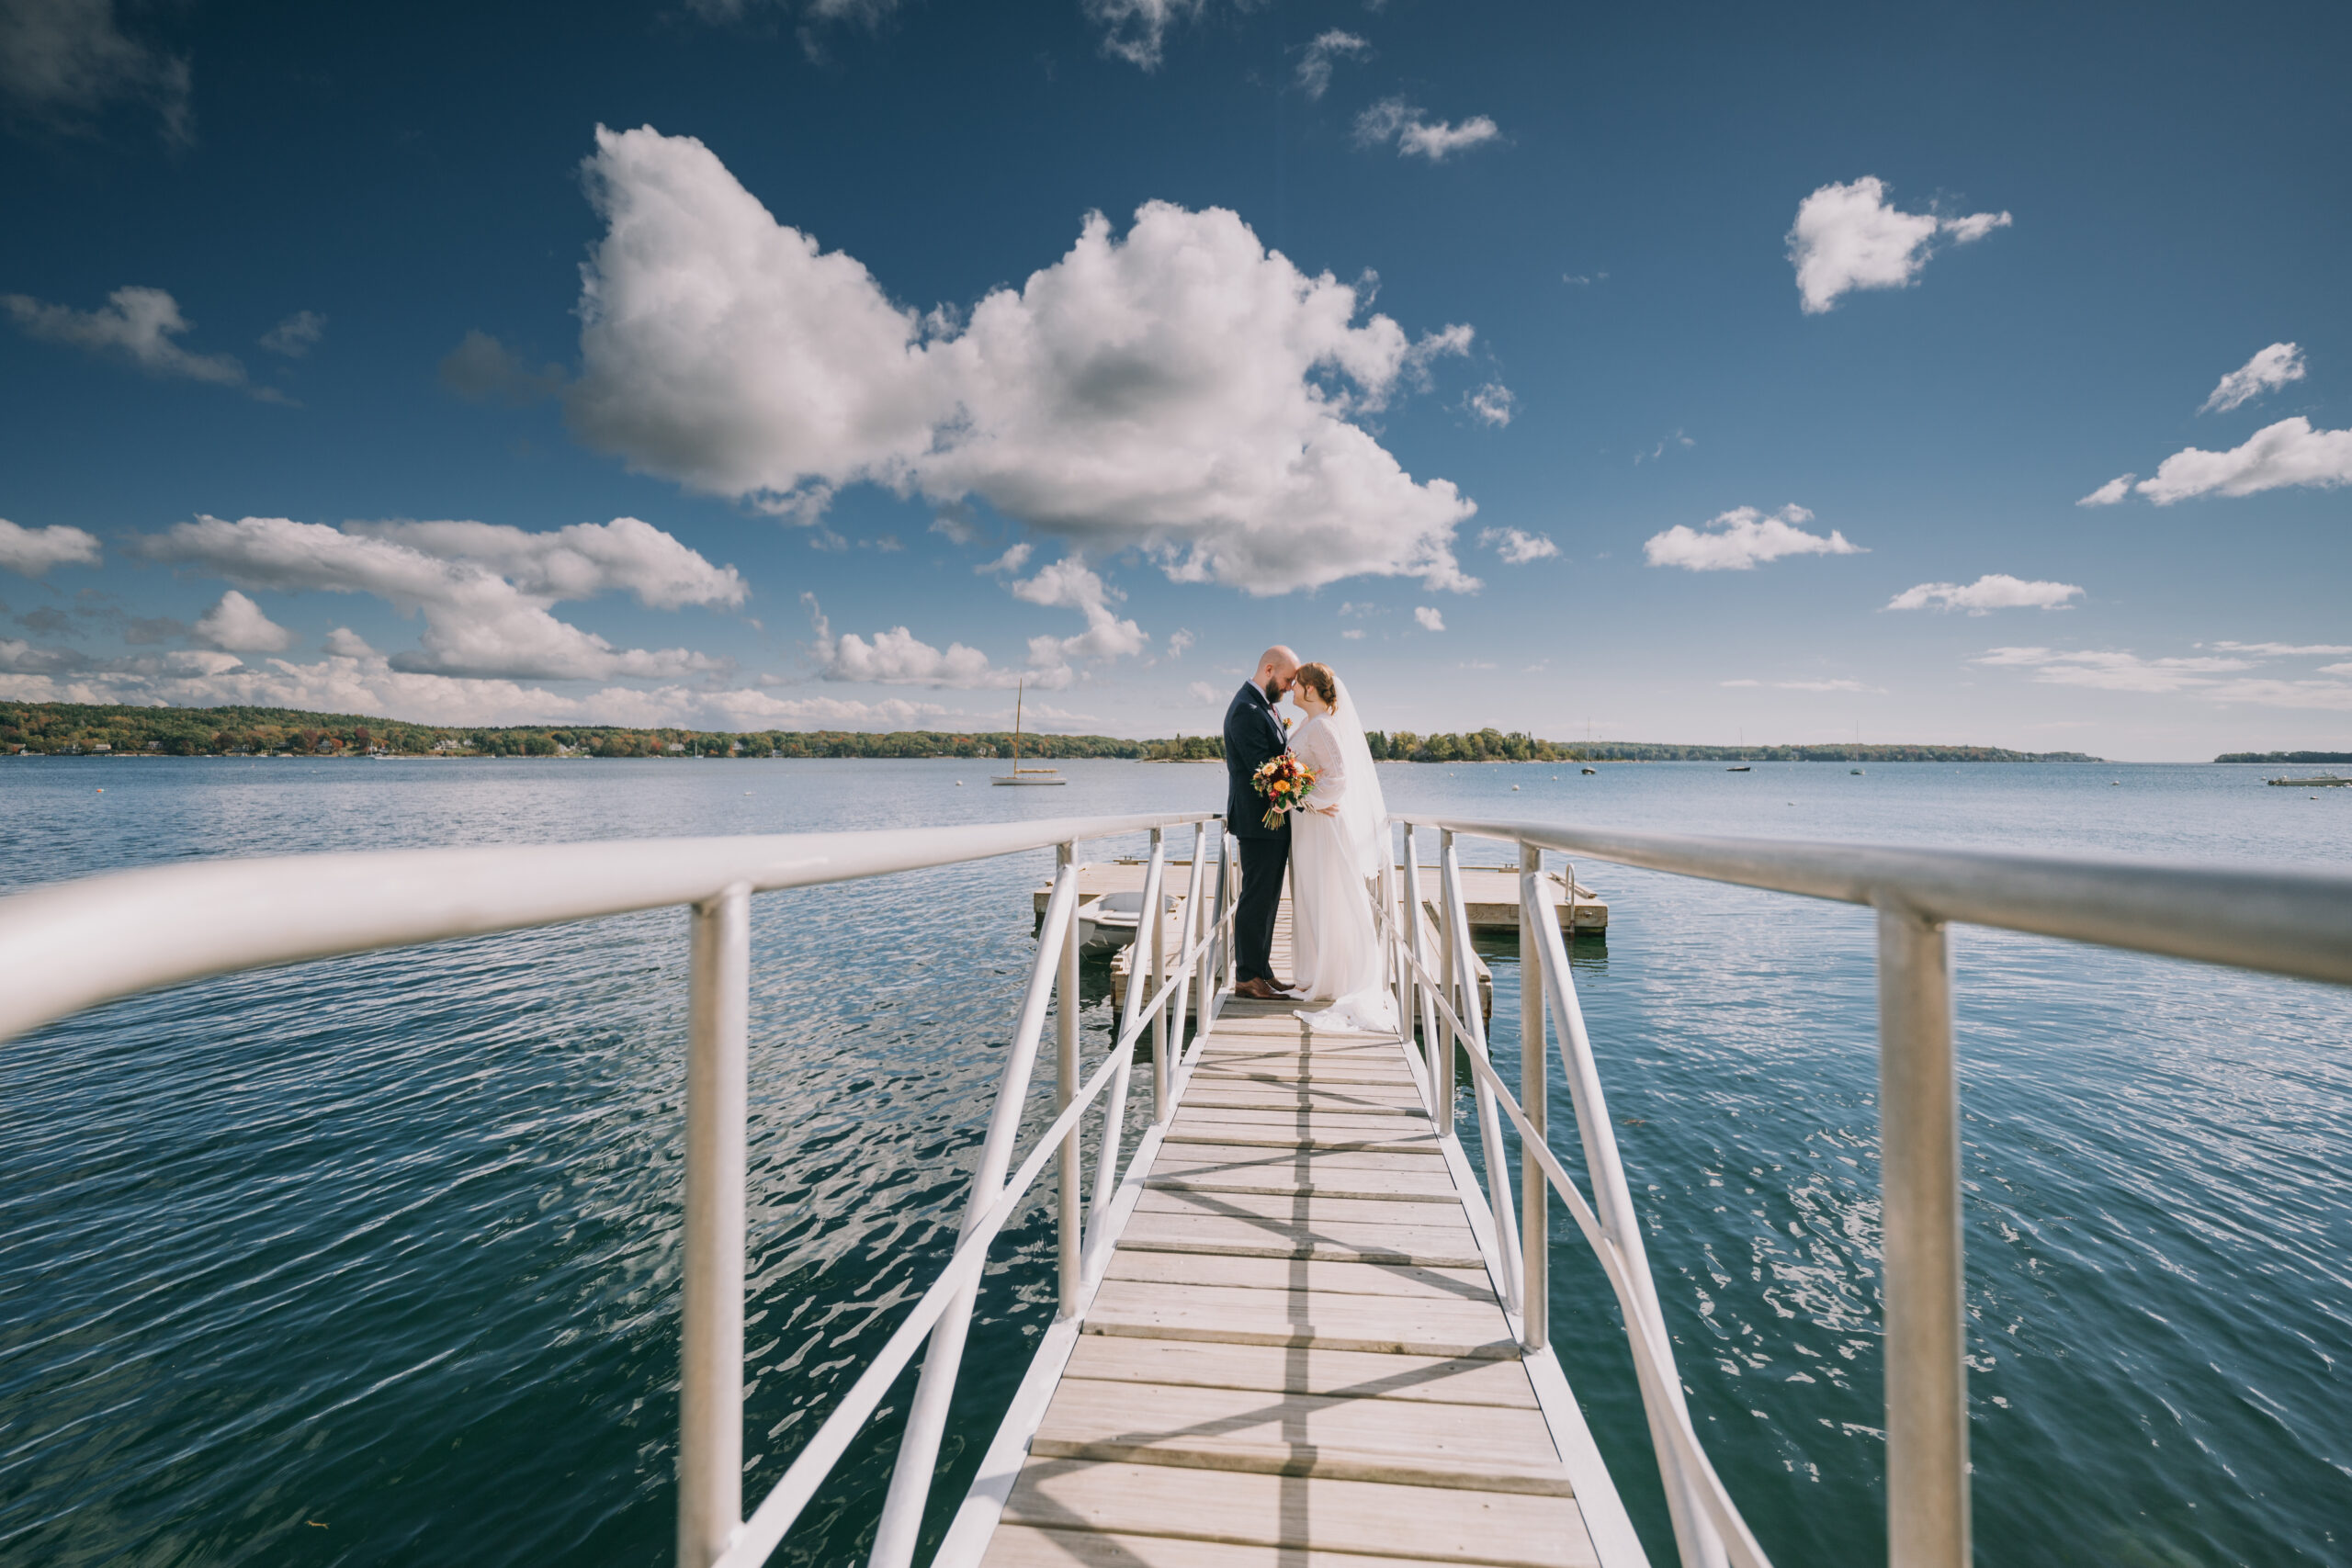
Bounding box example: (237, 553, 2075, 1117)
(2, 0, 2346, 759)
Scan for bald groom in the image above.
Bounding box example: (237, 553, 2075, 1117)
(1223, 645, 1300, 999)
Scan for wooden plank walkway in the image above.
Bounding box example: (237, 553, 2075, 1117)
(976, 994, 1609, 1568)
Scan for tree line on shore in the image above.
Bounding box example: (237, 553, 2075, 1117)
(5, 702, 2098, 764)
(0, 702, 1142, 760)
(2214, 750, 2352, 763)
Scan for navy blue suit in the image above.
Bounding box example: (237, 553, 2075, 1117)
(1223, 680, 1293, 985)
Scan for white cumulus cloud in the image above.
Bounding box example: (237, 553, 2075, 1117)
(1787, 176, 2011, 315)
(1295, 29, 1369, 99)
(1414, 605, 1444, 632)
(1644, 504, 1863, 571)
(2077, 474, 2134, 507)
(1886, 574, 2083, 614)
(1012, 557, 1149, 676)
(2131, 417, 2352, 504)
(192, 590, 292, 652)
(569, 126, 1481, 597)
(2201, 342, 2305, 413)
(0, 517, 102, 576)
(1353, 97, 1500, 162)
(134, 514, 740, 682)
(1479, 526, 1558, 564)
(804, 594, 1034, 689)
(4, 285, 250, 389)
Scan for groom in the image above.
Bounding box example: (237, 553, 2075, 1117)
(1223, 645, 1300, 1000)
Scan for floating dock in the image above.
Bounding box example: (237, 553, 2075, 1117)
(1100, 880, 1494, 1019)
(1036, 860, 1607, 938)
(956, 995, 1634, 1568)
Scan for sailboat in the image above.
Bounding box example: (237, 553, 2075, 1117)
(992, 681, 1066, 785)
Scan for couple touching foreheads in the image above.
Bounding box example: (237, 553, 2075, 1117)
(1220, 646, 1396, 1033)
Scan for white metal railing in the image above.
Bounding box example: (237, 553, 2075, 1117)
(1381, 813, 2352, 1568)
(0, 810, 1237, 1568)
(11, 809, 2348, 1568)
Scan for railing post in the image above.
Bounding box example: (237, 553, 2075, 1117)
(1056, 840, 1083, 1314)
(1218, 831, 1239, 997)
(1877, 901, 1970, 1568)
(1518, 847, 1547, 1354)
(1530, 874, 1725, 1568)
(679, 883, 750, 1568)
(1441, 836, 1521, 1311)
(1378, 845, 1404, 1037)
(1158, 826, 1203, 1123)
(872, 858, 1080, 1568)
(1434, 829, 1458, 1142)
(1092, 831, 1163, 1228)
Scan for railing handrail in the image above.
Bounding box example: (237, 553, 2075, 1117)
(0, 811, 1222, 1048)
(1390, 814, 2352, 986)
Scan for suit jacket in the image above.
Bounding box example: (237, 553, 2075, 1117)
(1224, 680, 1294, 840)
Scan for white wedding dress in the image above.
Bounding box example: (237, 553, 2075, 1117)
(1285, 681, 1396, 1034)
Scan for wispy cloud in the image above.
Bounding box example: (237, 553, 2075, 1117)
(1723, 676, 1883, 693)
(1887, 574, 2083, 614)
(1081, 0, 1206, 70)
(0, 0, 191, 141)
(439, 330, 565, 406)
(1634, 429, 1693, 464)
(1644, 504, 1862, 571)
(1465, 382, 1514, 426)
(1971, 645, 2352, 708)
(1295, 29, 1369, 99)
(2204, 640, 2352, 657)
(2201, 342, 2304, 413)
(1786, 176, 2010, 314)
(259, 310, 326, 358)
(1414, 606, 1445, 632)
(1353, 97, 1501, 162)
(1478, 527, 1558, 564)
(3, 286, 269, 395)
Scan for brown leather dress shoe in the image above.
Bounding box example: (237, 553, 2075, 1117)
(1234, 977, 1279, 999)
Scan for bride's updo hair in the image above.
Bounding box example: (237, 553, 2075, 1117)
(1295, 662, 1339, 706)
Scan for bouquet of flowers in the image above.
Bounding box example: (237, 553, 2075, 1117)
(1251, 753, 1317, 830)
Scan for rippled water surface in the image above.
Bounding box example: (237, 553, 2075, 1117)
(2, 757, 2346, 1567)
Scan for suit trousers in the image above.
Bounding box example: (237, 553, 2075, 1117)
(1236, 833, 1291, 985)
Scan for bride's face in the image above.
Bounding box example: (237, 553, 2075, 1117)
(1297, 684, 1331, 716)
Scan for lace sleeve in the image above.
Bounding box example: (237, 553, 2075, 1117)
(1304, 718, 1348, 806)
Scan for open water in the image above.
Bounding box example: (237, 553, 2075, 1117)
(0, 757, 2346, 1567)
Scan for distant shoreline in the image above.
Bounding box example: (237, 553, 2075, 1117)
(0, 699, 2116, 762)
(3, 699, 2111, 763)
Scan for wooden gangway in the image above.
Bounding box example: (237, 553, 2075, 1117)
(960, 908, 1639, 1568)
(977, 1010, 1605, 1565)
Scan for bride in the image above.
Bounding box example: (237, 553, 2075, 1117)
(1283, 662, 1396, 1033)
